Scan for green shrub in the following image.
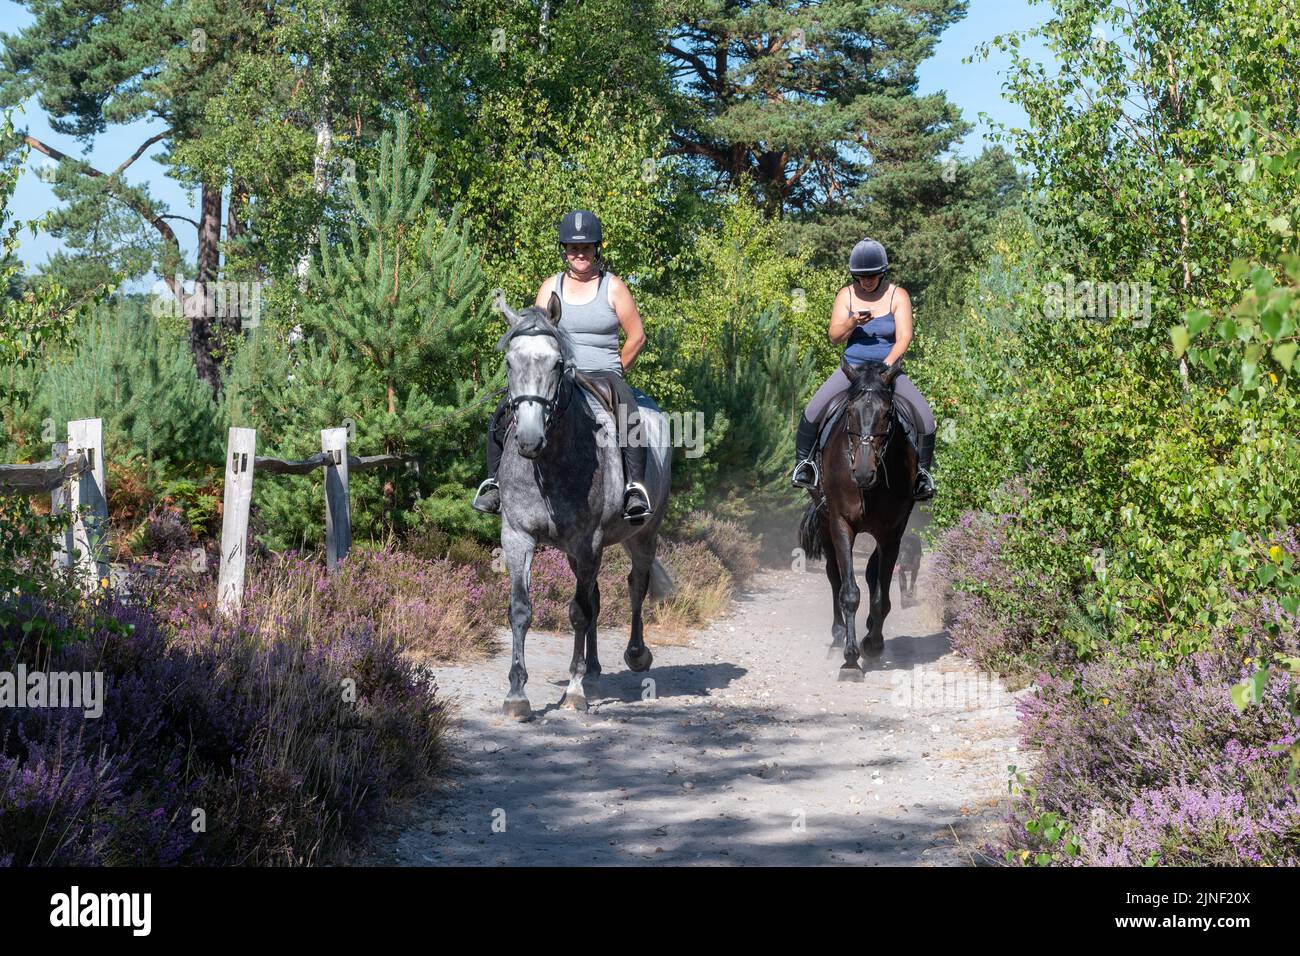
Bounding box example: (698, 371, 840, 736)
(222, 117, 494, 552)
(920, 217, 1300, 664)
(15, 300, 222, 470)
(918, 0, 1300, 666)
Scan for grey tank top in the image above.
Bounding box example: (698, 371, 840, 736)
(556, 271, 623, 373)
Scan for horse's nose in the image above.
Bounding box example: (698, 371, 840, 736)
(518, 436, 545, 458)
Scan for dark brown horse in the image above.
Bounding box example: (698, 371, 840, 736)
(798, 360, 918, 680)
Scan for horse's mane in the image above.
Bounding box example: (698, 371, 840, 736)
(494, 306, 577, 365)
(846, 360, 895, 399)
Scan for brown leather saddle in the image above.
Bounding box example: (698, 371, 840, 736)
(499, 370, 621, 438)
(571, 370, 637, 489)
(550, 283, 624, 422)
(573, 370, 622, 421)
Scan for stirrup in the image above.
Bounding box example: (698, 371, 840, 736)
(791, 458, 820, 489)
(471, 477, 501, 514)
(913, 469, 936, 502)
(622, 481, 652, 523)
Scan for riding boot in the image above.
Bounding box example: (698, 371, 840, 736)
(791, 415, 820, 489)
(472, 397, 508, 515)
(913, 431, 937, 501)
(621, 412, 652, 524)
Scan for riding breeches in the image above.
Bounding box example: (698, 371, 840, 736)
(803, 368, 936, 438)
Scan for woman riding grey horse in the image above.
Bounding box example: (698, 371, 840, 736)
(473, 210, 653, 523)
(791, 238, 937, 500)
(489, 286, 671, 719)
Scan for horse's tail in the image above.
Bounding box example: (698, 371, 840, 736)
(649, 556, 676, 602)
(798, 499, 825, 562)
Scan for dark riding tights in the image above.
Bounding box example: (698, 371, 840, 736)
(487, 371, 648, 488)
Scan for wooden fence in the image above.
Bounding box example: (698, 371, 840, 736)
(216, 426, 406, 616)
(0, 418, 107, 592)
(0, 418, 406, 615)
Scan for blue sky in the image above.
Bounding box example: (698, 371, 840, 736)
(2, 0, 1051, 275)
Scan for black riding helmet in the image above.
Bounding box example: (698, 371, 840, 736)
(848, 238, 888, 276)
(559, 209, 602, 243)
(558, 209, 604, 269)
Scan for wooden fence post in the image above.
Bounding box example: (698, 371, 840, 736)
(217, 427, 257, 617)
(66, 419, 107, 594)
(321, 427, 351, 569)
(50, 440, 71, 570)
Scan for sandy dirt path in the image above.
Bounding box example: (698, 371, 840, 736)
(371, 546, 1023, 866)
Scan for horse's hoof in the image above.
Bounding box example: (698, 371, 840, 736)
(502, 698, 532, 721)
(624, 646, 653, 672)
(838, 663, 865, 682)
(861, 639, 885, 657)
(560, 693, 588, 712)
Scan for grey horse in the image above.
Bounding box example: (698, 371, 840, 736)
(492, 290, 673, 720)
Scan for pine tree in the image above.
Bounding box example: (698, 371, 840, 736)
(1, 0, 471, 393)
(34, 301, 223, 472)
(664, 0, 1023, 299)
(666, 0, 969, 217)
(1, 0, 251, 391)
(225, 114, 495, 550)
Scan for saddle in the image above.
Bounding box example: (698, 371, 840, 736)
(573, 370, 622, 421)
(572, 370, 635, 487)
(499, 370, 621, 432)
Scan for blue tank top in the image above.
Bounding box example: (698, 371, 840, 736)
(842, 285, 897, 365)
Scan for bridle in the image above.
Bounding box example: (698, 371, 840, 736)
(845, 388, 898, 488)
(505, 327, 575, 433)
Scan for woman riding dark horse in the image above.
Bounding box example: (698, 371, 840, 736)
(799, 358, 917, 676)
(472, 210, 653, 524)
(791, 238, 937, 500)
(793, 238, 936, 678)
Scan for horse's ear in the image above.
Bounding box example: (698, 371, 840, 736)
(881, 362, 901, 385)
(493, 288, 524, 327)
(546, 290, 562, 326)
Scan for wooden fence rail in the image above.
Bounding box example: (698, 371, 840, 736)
(216, 426, 408, 616)
(1, 417, 407, 612)
(254, 452, 407, 476)
(0, 418, 106, 590)
(0, 449, 91, 495)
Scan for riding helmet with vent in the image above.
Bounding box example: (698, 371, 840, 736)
(559, 210, 602, 244)
(848, 238, 888, 276)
